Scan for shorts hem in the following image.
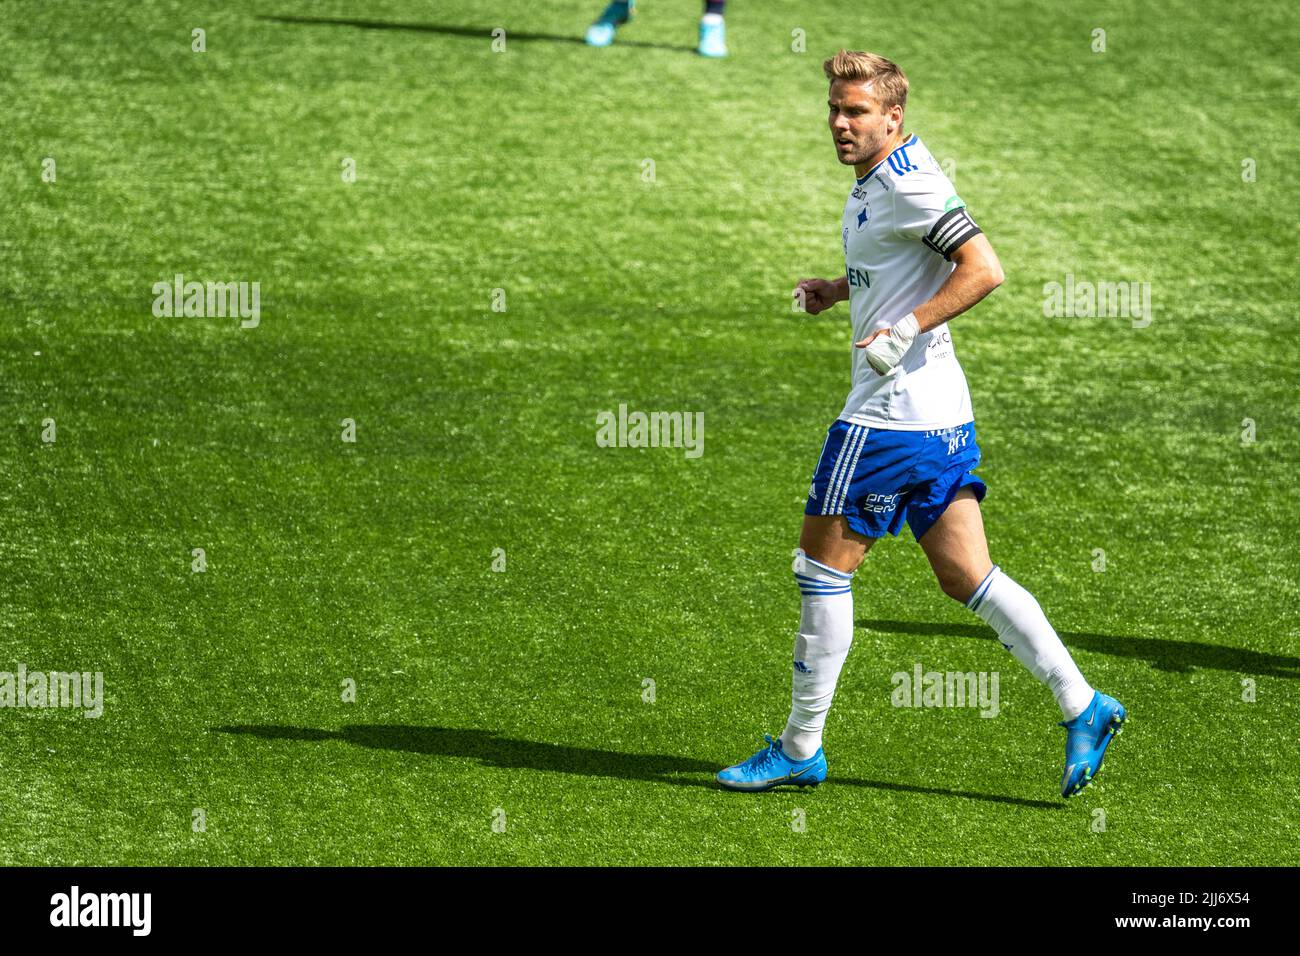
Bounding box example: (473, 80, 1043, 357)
(909, 473, 988, 541)
(842, 513, 902, 540)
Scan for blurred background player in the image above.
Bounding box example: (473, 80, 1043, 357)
(584, 1, 729, 58)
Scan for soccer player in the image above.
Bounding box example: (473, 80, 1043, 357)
(716, 50, 1127, 798)
(584, 1, 728, 58)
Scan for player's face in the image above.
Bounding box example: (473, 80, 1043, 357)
(827, 78, 898, 167)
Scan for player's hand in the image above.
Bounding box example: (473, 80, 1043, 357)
(793, 278, 841, 315)
(854, 313, 920, 375)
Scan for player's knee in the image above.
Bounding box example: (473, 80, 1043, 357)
(797, 515, 869, 575)
(793, 546, 858, 582)
(937, 568, 979, 603)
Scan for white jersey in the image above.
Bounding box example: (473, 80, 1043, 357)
(837, 132, 983, 430)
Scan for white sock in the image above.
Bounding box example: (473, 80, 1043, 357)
(781, 550, 855, 761)
(967, 566, 1093, 720)
(701, 13, 724, 25)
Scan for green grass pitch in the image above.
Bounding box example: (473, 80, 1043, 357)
(2, 0, 1297, 865)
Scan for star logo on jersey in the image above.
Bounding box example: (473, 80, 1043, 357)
(855, 203, 871, 231)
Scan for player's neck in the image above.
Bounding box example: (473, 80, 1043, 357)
(854, 129, 908, 179)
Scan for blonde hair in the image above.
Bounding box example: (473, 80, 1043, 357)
(822, 50, 909, 114)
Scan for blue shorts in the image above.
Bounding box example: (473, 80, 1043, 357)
(804, 420, 987, 540)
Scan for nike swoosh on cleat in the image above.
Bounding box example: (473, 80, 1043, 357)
(790, 764, 815, 777)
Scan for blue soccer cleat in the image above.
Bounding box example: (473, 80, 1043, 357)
(717, 734, 827, 791)
(1059, 690, 1127, 798)
(697, 15, 727, 57)
(585, 1, 634, 47)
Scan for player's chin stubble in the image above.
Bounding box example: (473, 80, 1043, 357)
(836, 130, 882, 167)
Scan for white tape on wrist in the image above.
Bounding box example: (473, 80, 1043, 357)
(865, 312, 919, 375)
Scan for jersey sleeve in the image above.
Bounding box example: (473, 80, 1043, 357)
(891, 169, 983, 261)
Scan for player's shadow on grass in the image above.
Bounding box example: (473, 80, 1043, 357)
(211, 724, 1060, 808)
(260, 15, 698, 53)
(214, 724, 722, 788)
(860, 619, 1300, 679)
(828, 777, 1060, 810)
